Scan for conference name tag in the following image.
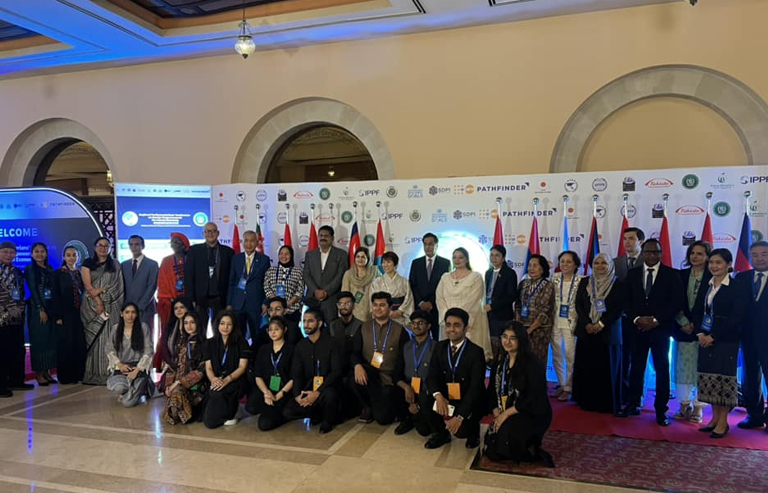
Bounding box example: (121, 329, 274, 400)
(237, 276, 247, 291)
(447, 382, 461, 400)
(269, 375, 282, 392)
(208, 266, 215, 279)
(354, 291, 364, 304)
(701, 314, 714, 333)
(520, 305, 530, 318)
(43, 288, 52, 300)
(175, 279, 184, 291)
(594, 299, 607, 313)
(371, 351, 384, 369)
(10, 287, 20, 301)
(486, 296, 492, 306)
(312, 376, 324, 391)
(411, 376, 421, 394)
(559, 304, 569, 318)
(501, 395, 508, 411)
(276, 285, 286, 297)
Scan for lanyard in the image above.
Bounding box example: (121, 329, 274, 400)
(447, 340, 467, 380)
(209, 246, 219, 266)
(372, 320, 393, 353)
(524, 279, 545, 305)
(487, 270, 500, 297)
(187, 341, 193, 360)
(221, 347, 228, 367)
(501, 354, 510, 395)
(275, 266, 292, 286)
(173, 256, 183, 278)
(559, 274, 577, 305)
(271, 350, 283, 375)
(67, 267, 83, 291)
(590, 276, 615, 299)
(412, 338, 432, 373)
(315, 359, 321, 376)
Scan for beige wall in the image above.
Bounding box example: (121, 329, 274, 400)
(0, 0, 766, 186)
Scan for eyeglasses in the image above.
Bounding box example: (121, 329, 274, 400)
(336, 301, 353, 307)
(95, 243, 110, 248)
(204, 229, 217, 234)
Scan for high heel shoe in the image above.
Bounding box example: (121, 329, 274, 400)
(698, 424, 716, 432)
(710, 424, 730, 439)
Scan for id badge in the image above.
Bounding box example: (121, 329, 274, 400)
(43, 288, 52, 300)
(208, 266, 215, 279)
(312, 376, 324, 391)
(559, 304, 570, 318)
(520, 305, 530, 319)
(276, 284, 286, 298)
(486, 296, 492, 306)
(501, 395, 508, 411)
(447, 382, 461, 401)
(701, 314, 714, 333)
(595, 299, 607, 314)
(354, 291, 364, 304)
(10, 287, 20, 301)
(237, 276, 247, 291)
(269, 375, 282, 392)
(175, 278, 184, 291)
(371, 351, 384, 369)
(411, 376, 421, 394)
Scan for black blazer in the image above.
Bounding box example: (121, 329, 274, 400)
(624, 263, 684, 338)
(691, 276, 748, 344)
(574, 277, 623, 345)
(485, 264, 518, 321)
(426, 338, 486, 419)
(50, 267, 81, 322)
(736, 270, 768, 351)
(486, 355, 551, 424)
(184, 242, 235, 304)
(409, 255, 450, 309)
(674, 268, 712, 342)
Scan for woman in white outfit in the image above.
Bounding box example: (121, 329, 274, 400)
(550, 251, 582, 402)
(370, 251, 414, 327)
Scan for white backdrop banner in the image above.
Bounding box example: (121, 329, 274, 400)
(211, 166, 768, 277)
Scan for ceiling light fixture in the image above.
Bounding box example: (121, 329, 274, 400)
(234, 2, 255, 59)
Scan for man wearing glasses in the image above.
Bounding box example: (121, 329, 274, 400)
(184, 222, 235, 334)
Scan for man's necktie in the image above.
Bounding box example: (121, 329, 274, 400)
(645, 268, 654, 298)
(427, 258, 433, 281)
(132, 259, 138, 278)
(246, 256, 252, 275)
(628, 257, 636, 269)
(756, 272, 764, 301)
(451, 345, 458, 359)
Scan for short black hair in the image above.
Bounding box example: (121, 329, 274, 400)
(337, 291, 355, 303)
(128, 235, 145, 247)
(642, 238, 662, 251)
(381, 251, 399, 266)
(445, 307, 469, 327)
(528, 253, 550, 278)
(370, 291, 393, 306)
(751, 240, 768, 250)
(303, 307, 325, 324)
(710, 248, 733, 264)
(410, 310, 431, 323)
(267, 296, 287, 308)
(558, 250, 581, 269)
(490, 244, 506, 258)
(268, 315, 288, 330)
(624, 227, 645, 242)
(318, 225, 334, 237)
(422, 233, 438, 243)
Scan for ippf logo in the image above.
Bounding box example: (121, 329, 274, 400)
(675, 205, 705, 216)
(741, 175, 768, 184)
(645, 178, 674, 189)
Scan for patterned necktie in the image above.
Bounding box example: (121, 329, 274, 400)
(427, 258, 433, 281)
(756, 272, 764, 301)
(645, 268, 654, 298)
(132, 259, 138, 278)
(451, 344, 458, 359)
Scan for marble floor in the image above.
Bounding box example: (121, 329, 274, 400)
(0, 384, 649, 493)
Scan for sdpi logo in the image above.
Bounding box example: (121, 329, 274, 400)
(713, 201, 731, 217)
(682, 174, 699, 190)
(319, 188, 331, 200)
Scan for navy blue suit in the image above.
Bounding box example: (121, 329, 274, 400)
(737, 269, 768, 421)
(227, 252, 270, 338)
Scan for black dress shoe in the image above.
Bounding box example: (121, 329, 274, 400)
(615, 407, 630, 418)
(698, 424, 716, 432)
(710, 424, 730, 439)
(628, 407, 642, 416)
(737, 417, 765, 429)
(656, 413, 670, 426)
(465, 434, 480, 449)
(318, 422, 333, 434)
(424, 431, 451, 449)
(394, 419, 415, 436)
(0, 389, 12, 398)
(10, 383, 34, 391)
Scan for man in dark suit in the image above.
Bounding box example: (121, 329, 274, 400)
(303, 225, 347, 324)
(184, 222, 235, 333)
(419, 307, 486, 449)
(121, 235, 159, 329)
(613, 227, 645, 406)
(226, 230, 270, 340)
(409, 233, 451, 340)
(485, 244, 518, 361)
(0, 241, 32, 397)
(618, 239, 683, 425)
(737, 241, 768, 431)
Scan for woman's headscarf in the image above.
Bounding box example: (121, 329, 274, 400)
(588, 252, 616, 324)
(278, 245, 295, 268)
(170, 232, 190, 251)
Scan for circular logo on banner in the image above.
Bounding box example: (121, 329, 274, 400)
(64, 240, 90, 264)
(410, 210, 422, 222)
(299, 235, 309, 247)
(682, 174, 700, 190)
(236, 191, 246, 202)
(256, 189, 268, 201)
(718, 173, 727, 184)
(592, 178, 608, 192)
(740, 176, 750, 185)
(121, 211, 138, 226)
(364, 234, 375, 247)
(620, 204, 637, 219)
(193, 213, 208, 226)
(386, 186, 398, 198)
(465, 184, 475, 194)
(564, 179, 578, 192)
(595, 205, 606, 218)
(319, 188, 331, 200)
(753, 230, 764, 242)
(341, 211, 353, 223)
(277, 212, 287, 224)
(713, 201, 731, 217)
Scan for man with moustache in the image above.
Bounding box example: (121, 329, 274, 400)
(303, 226, 348, 324)
(394, 310, 435, 436)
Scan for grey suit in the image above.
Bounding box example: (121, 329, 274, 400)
(613, 252, 642, 405)
(613, 253, 644, 282)
(303, 246, 348, 324)
(121, 256, 159, 327)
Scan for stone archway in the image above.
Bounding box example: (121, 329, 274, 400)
(232, 97, 394, 183)
(0, 118, 115, 186)
(550, 65, 768, 173)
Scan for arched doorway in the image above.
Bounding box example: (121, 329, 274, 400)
(265, 125, 377, 183)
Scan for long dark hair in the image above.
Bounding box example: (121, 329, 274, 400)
(30, 242, 52, 286)
(452, 247, 472, 271)
(683, 240, 712, 268)
(87, 236, 116, 272)
(500, 321, 533, 382)
(212, 309, 242, 348)
(180, 312, 204, 363)
(115, 302, 144, 352)
(166, 297, 192, 332)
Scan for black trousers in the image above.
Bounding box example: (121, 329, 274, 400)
(0, 324, 27, 389)
(203, 381, 243, 429)
(350, 370, 402, 425)
(401, 405, 432, 436)
(742, 340, 768, 420)
(197, 297, 224, 336)
(283, 386, 341, 425)
(418, 391, 480, 439)
(235, 311, 261, 341)
(620, 315, 635, 405)
(245, 387, 289, 431)
(628, 330, 670, 413)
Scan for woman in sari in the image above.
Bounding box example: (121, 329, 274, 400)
(163, 312, 207, 424)
(81, 237, 124, 385)
(341, 247, 378, 323)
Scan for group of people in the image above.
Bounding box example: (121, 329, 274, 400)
(0, 219, 767, 463)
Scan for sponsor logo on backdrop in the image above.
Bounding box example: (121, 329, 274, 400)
(256, 189, 268, 201)
(645, 178, 673, 189)
(222, 214, 230, 224)
(682, 231, 696, 246)
(294, 191, 313, 199)
(623, 177, 636, 192)
(682, 174, 700, 190)
(299, 235, 309, 247)
(404, 236, 423, 245)
(122, 211, 138, 226)
(299, 213, 309, 224)
(341, 187, 353, 199)
(277, 212, 287, 224)
(319, 188, 331, 200)
(429, 186, 451, 196)
(710, 173, 734, 190)
(592, 178, 608, 192)
(473, 183, 529, 193)
(501, 209, 556, 217)
(713, 201, 731, 217)
(676, 205, 705, 216)
(478, 235, 489, 245)
(337, 237, 350, 247)
(386, 186, 398, 198)
(432, 209, 448, 222)
(564, 179, 578, 192)
(259, 213, 267, 224)
(453, 210, 477, 220)
(341, 211, 353, 224)
(652, 204, 664, 219)
(753, 231, 765, 242)
(750, 200, 766, 218)
(382, 212, 404, 221)
(465, 185, 475, 194)
(364, 235, 375, 247)
(409, 210, 422, 222)
(595, 205, 606, 219)
(650, 231, 660, 240)
(620, 204, 637, 219)
(741, 175, 768, 184)
(276, 190, 287, 202)
(193, 213, 208, 226)
(536, 181, 550, 194)
(363, 210, 376, 224)
(516, 234, 527, 245)
(408, 186, 424, 199)
(713, 232, 737, 244)
(315, 213, 333, 224)
(236, 191, 246, 202)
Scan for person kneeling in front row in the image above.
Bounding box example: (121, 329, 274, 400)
(394, 309, 435, 436)
(419, 307, 486, 449)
